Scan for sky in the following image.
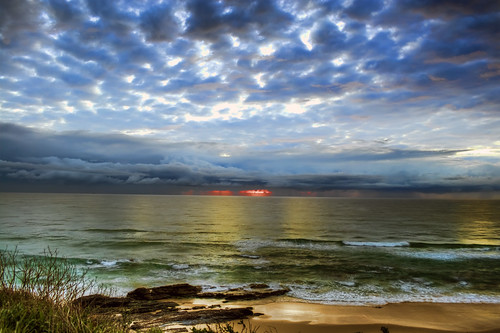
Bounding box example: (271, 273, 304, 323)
(1, 0, 500, 198)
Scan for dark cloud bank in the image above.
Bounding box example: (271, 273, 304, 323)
(1, 123, 499, 197)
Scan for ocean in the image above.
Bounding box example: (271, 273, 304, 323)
(1, 192, 499, 305)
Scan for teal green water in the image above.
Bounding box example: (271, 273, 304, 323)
(1, 193, 499, 304)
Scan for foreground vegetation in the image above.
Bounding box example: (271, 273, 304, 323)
(0, 248, 124, 332)
(0, 248, 261, 333)
(192, 321, 263, 333)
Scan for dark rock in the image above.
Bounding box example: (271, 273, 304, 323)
(169, 307, 254, 325)
(198, 286, 289, 301)
(196, 292, 222, 299)
(127, 283, 202, 300)
(126, 300, 179, 314)
(79, 284, 275, 331)
(125, 307, 255, 330)
(73, 294, 130, 308)
(223, 288, 289, 301)
(126, 287, 150, 300)
(192, 305, 206, 310)
(249, 283, 269, 289)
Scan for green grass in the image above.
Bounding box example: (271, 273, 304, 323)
(0, 248, 124, 333)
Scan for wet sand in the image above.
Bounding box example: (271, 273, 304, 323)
(236, 301, 500, 333)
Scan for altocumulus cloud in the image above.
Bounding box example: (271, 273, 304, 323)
(0, 0, 499, 196)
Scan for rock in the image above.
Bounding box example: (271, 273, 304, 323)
(73, 294, 130, 308)
(199, 287, 289, 301)
(127, 283, 202, 300)
(192, 305, 206, 310)
(126, 283, 288, 302)
(167, 307, 254, 325)
(249, 283, 269, 289)
(127, 300, 179, 314)
(124, 307, 255, 330)
(224, 288, 289, 301)
(126, 287, 150, 300)
(78, 283, 279, 331)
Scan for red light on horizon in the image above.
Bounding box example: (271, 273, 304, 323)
(239, 189, 272, 196)
(204, 190, 234, 196)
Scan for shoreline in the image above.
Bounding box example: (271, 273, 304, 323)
(185, 298, 500, 333)
(246, 301, 500, 333)
(74, 283, 500, 332)
(173, 296, 500, 333)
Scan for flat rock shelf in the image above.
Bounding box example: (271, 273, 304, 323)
(73, 283, 290, 331)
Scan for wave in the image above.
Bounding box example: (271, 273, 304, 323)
(237, 238, 499, 251)
(287, 283, 500, 305)
(82, 228, 149, 233)
(342, 241, 410, 247)
(235, 239, 341, 253)
(409, 242, 500, 249)
(396, 248, 500, 261)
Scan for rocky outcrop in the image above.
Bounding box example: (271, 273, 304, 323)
(125, 283, 289, 302)
(127, 284, 202, 300)
(128, 307, 255, 331)
(73, 294, 131, 308)
(199, 287, 289, 301)
(74, 283, 287, 331)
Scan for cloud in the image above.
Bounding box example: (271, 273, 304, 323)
(140, 3, 179, 42)
(0, 1, 499, 197)
(0, 0, 42, 44)
(345, 0, 384, 20)
(1, 123, 499, 195)
(47, 0, 85, 29)
(185, 0, 293, 41)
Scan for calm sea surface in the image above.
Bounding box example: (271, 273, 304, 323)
(1, 192, 500, 305)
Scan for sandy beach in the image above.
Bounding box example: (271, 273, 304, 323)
(197, 301, 500, 333)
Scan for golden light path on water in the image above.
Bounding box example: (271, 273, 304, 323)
(456, 200, 500, 246)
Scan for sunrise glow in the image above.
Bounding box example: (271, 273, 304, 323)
(239, 189, 272, 197)
(203, 190, 234, 196)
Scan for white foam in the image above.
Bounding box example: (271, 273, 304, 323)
(234, 239, 274, 253)
(234, 239, 339, 253)
(101, 260, 118, 267)
(288, 283, 500, 306)
(337, 281, 356, 287)
(397, 249, 500, 261)
(86, 258, 133, 268)
(343, 241, 410, 247)
(288, 284, 389, 306)
(172, 264, 189, 270)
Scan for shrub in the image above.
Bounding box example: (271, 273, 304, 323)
(0, 247, 123, 333)
(191, 320, 262, 333)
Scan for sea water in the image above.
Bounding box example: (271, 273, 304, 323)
(1, 192, 499, 305)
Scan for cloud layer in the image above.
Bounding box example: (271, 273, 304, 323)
(1, 122, 499, 196)
(1, 0, 499, 196)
